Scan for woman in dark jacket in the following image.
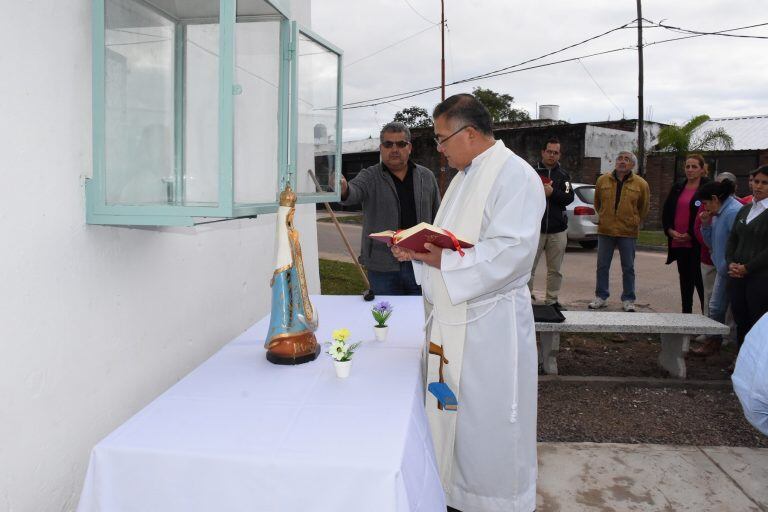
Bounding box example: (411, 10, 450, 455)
(662, 154, 710, 313)
(727, 165, 768, 347)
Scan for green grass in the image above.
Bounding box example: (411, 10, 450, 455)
(637, 230, 667, 247)
(320, 258, 367, 295)
(317, 214, 363, 225)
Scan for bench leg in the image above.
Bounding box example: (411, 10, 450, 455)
(658, 333, 690, 379)
(538, 332, 560, 375)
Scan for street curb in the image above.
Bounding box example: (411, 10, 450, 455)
(637, 244, 667, 253)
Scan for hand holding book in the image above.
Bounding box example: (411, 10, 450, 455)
(369, 222, 473, 255)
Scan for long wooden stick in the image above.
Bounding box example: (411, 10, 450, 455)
(308, 170, 371, 289)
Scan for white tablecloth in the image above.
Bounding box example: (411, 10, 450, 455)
(77, 295, 445, 512)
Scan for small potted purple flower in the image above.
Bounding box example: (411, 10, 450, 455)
(371, 301, 393, 341)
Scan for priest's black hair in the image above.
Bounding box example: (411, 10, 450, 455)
(433, 94, 494, 136)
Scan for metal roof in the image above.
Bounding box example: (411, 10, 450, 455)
(342, 138, 380, 154)
(693, 115, 768, 150)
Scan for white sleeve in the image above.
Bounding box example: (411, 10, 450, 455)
(439, 169, 545, 305)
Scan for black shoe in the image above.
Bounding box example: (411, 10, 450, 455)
(546, 301, 566, 311)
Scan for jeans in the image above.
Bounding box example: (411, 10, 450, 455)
(701, 262, 716, 317)
(595, 235, 636, 302)
(367, 262, 421, 296)
(708, 272, 729, 325)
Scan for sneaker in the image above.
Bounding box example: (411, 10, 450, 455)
(588, 297, 607, 309)
(622, 301, 636, 312)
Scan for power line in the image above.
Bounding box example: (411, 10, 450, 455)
(640, 20, 768, 47)
(344, 23, 439, 68)
(652, 19, 768, 40)
(469, 19, 637, 83)
(343, 46, 634, 110)
(402, 0, 437, 25)
(342, 20, 637, 108)
(576, 58, 623, 117)
(341, 19, 768, 111)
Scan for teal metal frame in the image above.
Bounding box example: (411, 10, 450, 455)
(232, 16, 290, 218)
(293, 24, 343, 205)
(86, 0, 342, 226)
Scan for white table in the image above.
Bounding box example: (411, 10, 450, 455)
(77, 295, 445, 512)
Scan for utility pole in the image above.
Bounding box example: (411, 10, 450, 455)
(439, 0, 448, 194)
(637, 1, 645, 176)
(441, 0, 445, 101)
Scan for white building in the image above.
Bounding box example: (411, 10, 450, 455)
(0, 2, 322, 510)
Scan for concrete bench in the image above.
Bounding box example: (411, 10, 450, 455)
(536, 311, 729, 379)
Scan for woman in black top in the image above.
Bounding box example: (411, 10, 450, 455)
(727, 165, 768, 347)
(661, 154, 710, 313)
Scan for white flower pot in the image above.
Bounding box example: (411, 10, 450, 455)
(333, 359, 352, 378)
(374, 325, 388, 341)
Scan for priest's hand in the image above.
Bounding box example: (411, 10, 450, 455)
(391, 245, 416, 262)
(412, 243, 442, 269)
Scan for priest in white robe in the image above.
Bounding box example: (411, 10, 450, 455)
(393, 93, 545, 512)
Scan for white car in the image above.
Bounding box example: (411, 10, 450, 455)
(565, 183, 598, 249)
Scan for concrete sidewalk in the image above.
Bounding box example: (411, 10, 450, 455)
(537, 442, 768, 511)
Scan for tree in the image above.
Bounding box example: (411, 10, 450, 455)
(656, 114, 734, 153)
(472, 87, 530, 123)
(392, 106, 433, 128)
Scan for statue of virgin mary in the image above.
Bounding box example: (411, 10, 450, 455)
(265, 184, 320, 364)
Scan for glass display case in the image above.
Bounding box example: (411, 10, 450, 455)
(87, 0, 342, 226)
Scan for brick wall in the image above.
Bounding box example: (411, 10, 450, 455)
(643, 154, 677, 229)
(408, 124, 594, 185)
(581, 157, 602, 185)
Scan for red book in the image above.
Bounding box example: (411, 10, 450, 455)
(369, 222, 474, 253)
(541, 176, 552, 185)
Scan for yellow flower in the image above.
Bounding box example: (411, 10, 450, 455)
(332, 328, 350, 342)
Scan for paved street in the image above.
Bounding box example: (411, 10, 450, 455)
(317, 217, 691, 314)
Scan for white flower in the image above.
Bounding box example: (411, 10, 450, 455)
(329, 340, 347, 361)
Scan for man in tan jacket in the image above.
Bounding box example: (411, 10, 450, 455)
(589, 151, 650, 311)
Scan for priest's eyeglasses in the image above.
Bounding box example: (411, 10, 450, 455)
(381, 140, 410, 148)
(434, 125, 471, 147)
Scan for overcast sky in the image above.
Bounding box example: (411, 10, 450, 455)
(311, 0, 767, 141)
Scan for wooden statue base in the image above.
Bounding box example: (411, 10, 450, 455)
(266, 332, 320, 365)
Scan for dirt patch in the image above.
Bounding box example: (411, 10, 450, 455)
(537, 333, 767, 447)
(538, 382, 767, 447)
(556, 332, 736, 380)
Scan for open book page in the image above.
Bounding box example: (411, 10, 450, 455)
(368, 230, 397, 244)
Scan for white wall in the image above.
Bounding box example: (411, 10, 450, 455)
(0, 1, 316, 511)
(585, 124, 662, 173)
